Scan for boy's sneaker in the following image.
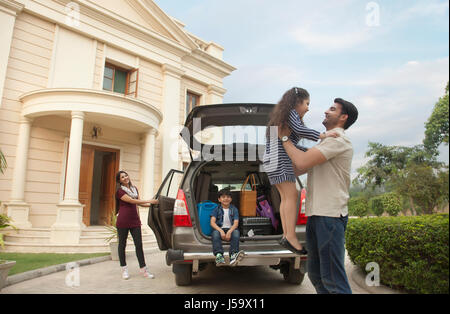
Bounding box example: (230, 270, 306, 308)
(122, 266, 130, 280)
(229, 250, 245, 267)
(215, 253, 226, 266)
(140, 266, 155, 279)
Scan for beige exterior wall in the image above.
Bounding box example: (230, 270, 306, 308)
(0, 0, 235, 246)
(0, 12, 54, 210)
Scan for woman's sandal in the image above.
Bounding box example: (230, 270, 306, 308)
(280, 237, 308, 255)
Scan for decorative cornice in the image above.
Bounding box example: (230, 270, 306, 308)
(0, 0, 25, 16)
(162, 63, 185, 79)
(208, 84, 227, 96)
(21, 0, 235, 88)
(19, 88, 163, 130)
(188, 48, 236, 78)
(137, 0, 198, 50)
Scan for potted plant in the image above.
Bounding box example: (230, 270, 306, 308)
(0, 213, 16, 291)
(104, 213, 118, 261)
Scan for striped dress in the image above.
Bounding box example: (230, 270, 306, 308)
(263, 109, 321, 185)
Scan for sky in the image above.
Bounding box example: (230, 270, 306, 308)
(155, 0, 449, 177)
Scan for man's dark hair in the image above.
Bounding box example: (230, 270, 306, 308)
(218, 188, 232, 198)
(335, 98, 358, 130)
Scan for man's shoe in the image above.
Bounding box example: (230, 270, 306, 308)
(229, 250, 245, 267)
(215, 253, 226, 266)
(280, 238, 308, 255)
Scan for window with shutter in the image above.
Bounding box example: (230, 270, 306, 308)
(103, 63, 138, 97)
(186, 92, 200, 116)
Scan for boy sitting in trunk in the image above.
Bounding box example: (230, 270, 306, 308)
(210, 188, 245, 266)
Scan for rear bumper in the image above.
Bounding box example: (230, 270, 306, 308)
(166, 248, 307, 272)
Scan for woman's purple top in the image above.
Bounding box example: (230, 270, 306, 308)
(115, 188, 141, 228)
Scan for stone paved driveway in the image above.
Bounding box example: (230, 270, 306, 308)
(2, 250, 369, 294)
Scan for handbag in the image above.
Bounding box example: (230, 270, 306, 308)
(256, 195, 279, 230)
(240, 174, 257, 217)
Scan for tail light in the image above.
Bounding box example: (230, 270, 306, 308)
(173, 189, 193, 227)
(296, 188, 308, 225)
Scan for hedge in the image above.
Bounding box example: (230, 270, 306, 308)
(369, 196, 384, 217)
(348, 197, 368, 217)
(346, 214, 449, 294)
(381, 192, 402, 216)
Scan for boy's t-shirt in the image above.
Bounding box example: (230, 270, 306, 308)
(222, 207, 232, 229)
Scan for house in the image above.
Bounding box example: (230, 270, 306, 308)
(0, 0, 235, 252)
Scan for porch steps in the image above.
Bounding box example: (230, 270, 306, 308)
(0, 226, 159, 254)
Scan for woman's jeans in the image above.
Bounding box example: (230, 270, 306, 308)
(117, 226, 146, 268)
(211, 228, 240, 256)
(306, 215, 352, 294)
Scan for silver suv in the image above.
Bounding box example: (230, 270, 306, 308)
(148, 104, 308, 286)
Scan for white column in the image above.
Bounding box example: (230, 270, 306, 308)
(140, 128, 157, 233)
(5, 116, 33, 228)
(50, 111, 85, 244)
(161, 64, 184, 178)
(63, 111, 85, 203)
(0, 1, 24, 106)
(141, 128, 157, 199)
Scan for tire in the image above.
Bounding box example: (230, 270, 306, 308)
(282, 262, 305, 285)
(173, 263, 193, 286)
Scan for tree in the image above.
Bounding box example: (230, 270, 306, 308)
(355, 81, 449, 216)
(424, 82, 449, 155)
(354, 142, 446, 215)
(353, 142, 438, 188)
(380, 192, 402, 216)
(394, 164, 448, 214)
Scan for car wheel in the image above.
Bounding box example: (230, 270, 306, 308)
(173, 263, 193, 286)
(282, 262, 305, 285)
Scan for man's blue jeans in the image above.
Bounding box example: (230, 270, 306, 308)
(211, 228, 240, 256)
(306, 215, 352, 294)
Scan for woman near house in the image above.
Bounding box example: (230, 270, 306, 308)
(263, 87, 338, 254)
(115, 170, 158, 280)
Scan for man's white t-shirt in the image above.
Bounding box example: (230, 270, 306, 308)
(222, 207, 232, 228)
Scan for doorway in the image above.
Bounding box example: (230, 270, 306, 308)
(77, 144, 120, 226)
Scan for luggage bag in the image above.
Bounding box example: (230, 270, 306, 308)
(239, 217, 272, 237)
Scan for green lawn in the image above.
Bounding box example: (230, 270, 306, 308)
(0, 252, 109, 276)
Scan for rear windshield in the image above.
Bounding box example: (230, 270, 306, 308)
(193, 126, 319, 147)
(194, 126, 267, 146)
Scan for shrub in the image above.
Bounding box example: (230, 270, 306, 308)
(369, 196, 384, 217)
(348, 197, 368, 217)
(346, 214, 449, 294)
(381, 192, 402, 216)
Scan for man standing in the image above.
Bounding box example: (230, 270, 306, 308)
(279, 98, 358, 294)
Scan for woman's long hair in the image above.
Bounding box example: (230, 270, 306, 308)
(115, 170, 135, 215)
(266, 87, 310, 138)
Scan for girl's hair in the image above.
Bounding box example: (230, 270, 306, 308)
(115, 170, 136, 215)
(115, 170, 133, 187)
(266, 87, 310, 138)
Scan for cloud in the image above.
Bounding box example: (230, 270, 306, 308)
(399, 1, 449, 21)
(224, 64, 306, 103)
(349, 57, 449, 147)
(290, 27, 374, 53)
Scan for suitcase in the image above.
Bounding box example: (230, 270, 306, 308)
(240, 217, 272, 236)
